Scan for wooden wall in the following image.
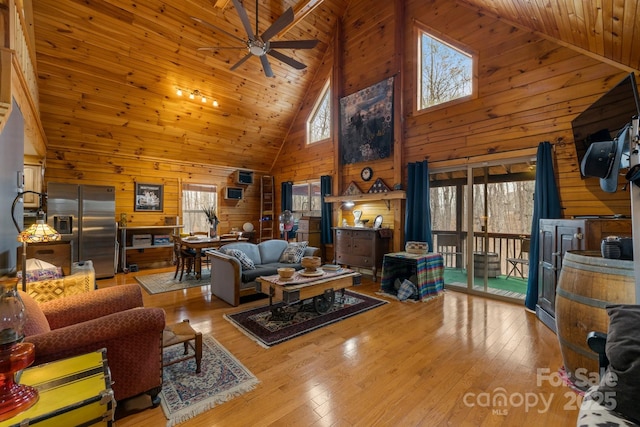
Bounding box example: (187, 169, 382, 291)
(403, 1, 634, 218)
(44, 150, 263, 268)
(271, 0, 637, 252)
(42, 0, 638, 268)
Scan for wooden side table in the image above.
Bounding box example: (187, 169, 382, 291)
(163, 319, 202, 374)
(380, 252, 444, 300)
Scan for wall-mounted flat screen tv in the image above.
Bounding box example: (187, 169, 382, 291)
(572, 72, 640, 178)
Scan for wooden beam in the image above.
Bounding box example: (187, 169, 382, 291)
(213, 0, 230, 8)
(392, 0, 404, 252)
(278, 0, 325, 37)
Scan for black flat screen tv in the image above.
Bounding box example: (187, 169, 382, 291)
(572, 72, 640, 177)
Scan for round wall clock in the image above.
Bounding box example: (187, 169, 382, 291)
(361, 167, 373, 181)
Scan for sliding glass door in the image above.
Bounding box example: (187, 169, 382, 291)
(430, 156, 535, 302)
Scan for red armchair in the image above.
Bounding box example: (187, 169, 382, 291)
(21, 284, 166, 405)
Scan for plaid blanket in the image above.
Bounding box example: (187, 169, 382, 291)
(380, 252, 444, 300)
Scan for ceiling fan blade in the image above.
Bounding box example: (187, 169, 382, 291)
(269, 39, 319, 50)
(231, 0, 255, 40)
(261, 7, 294, 42)
(191, 17, 247, 44)
(260, 55, 274, 77)
(230, 52, 253, 71)
(267, 49, 306, 70)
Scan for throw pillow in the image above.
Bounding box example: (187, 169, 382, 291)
(596, 304, 640, 424)
(25, 267, 64, 283)
(16, 258, 62, 282)
(397, 279, 417, 301)
(224, 249, 255, 270)
(18, 258, 60, 282)
(25, 258, 58, 271)
(279, 241, 308, 263)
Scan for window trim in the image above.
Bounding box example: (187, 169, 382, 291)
(181, 183, 218, 234)
(291, 180, 322, 218)
(413, 20, 478, 115)
(306, 78, 332, 144)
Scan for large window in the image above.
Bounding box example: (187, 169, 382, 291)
(417, 27, 474, 111)
(292, 181, 321, 219)
(182, 183, 217, 234)
(307, 80, 331, 144)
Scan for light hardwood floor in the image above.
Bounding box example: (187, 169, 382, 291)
(103, 268, 579, 426)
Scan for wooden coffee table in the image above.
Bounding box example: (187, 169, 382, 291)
(257, 269, 361, 320)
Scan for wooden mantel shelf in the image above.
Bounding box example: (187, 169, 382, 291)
(324, 190, 406, 203)
(324, 191, 406, 209)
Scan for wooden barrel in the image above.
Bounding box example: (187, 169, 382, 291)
(555, 250, 636, 389)
(473, 252, 500, 277)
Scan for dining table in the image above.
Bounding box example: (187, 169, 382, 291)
(180, 235, 249, 279)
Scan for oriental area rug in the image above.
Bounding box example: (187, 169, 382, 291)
(135, 271, 210, 294)
(161, 334, 259, 426)
(224, 290, 388, 348)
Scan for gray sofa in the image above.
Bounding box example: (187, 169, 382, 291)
(207, 240, 320, 306)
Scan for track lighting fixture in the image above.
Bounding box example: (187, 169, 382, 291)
(176, 87, 219, 107)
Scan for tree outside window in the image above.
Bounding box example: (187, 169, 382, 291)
(182, 183, 217, 234)
(307, 80, 331, 144)
(418, 30, 473, 110)
(292, 182, 321, 221)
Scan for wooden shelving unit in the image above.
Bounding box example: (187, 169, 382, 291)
(119, 225, 184, 271)
(259, 175, 275, 242)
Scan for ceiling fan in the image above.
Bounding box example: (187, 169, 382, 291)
(192, 0, 319, 77)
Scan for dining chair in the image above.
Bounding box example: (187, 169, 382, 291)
(172, 235, 195, 281)
(190, 232, 211, 273)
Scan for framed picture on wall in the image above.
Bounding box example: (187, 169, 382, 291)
(339, 77, 394, 165)
(134, 182, 163, 212)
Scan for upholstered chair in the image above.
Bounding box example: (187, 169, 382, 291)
(21, 284, 166, 406)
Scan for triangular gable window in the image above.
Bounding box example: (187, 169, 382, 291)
(307, 80, 331, 144)
(418, 28, 474, 111)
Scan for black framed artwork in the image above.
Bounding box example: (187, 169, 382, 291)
(134, 182, 163, 212)
(339, 77, 394, 165)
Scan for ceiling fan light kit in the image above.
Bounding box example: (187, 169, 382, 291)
(193, 0, 319, 77)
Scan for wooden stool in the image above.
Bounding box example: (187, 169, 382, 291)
(162, 319, 202, 373)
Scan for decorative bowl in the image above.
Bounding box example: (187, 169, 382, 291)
(277, 267, 295, 280)
(405, 241, 429, 254)
(300, 256, 322, 271)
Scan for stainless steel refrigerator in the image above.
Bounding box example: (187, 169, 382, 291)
(47, 183, 117, 279)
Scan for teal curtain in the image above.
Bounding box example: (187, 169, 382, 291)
(404, 160, 433, 251)
(320, 175, 333, 244)
(281, 181, 292, 212)
(525, 142, 562, 311)
(280, 181, 292, 239)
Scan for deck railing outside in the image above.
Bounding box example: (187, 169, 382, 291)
(433, 231, 531, 278)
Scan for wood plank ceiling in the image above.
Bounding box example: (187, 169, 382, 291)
(31, 0, 640, 171)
